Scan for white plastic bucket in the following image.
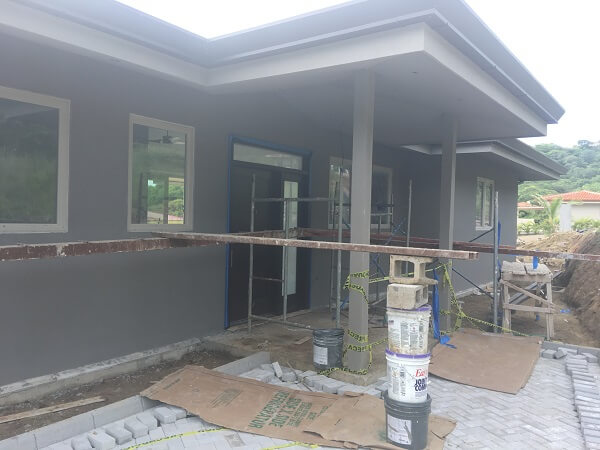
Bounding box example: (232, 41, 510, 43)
(387, 305, 431, 355)
(386, 349, 430, 403)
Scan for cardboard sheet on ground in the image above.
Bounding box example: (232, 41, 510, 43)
(430, 329, 541, 394)
(142, 365, 455, 449)
(306, 393, 455, 450)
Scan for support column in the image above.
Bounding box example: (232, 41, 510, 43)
(348, 70, 375, 371)
(438, 116, 457, 332)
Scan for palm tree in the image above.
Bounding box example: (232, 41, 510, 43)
(533, 195, 562, 234)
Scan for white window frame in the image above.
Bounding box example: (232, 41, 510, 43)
(0, 85, 70, 233)
(475, 177, 494, 231)
(127, 114, 195, 232)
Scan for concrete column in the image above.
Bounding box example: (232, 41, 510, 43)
(438, 116, 457, 332)
(348, 70, 375, 371)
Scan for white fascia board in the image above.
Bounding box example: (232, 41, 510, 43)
(422, 25, 548, 136)
(206, 24, 427, 87)
(0, 1, 208, 88)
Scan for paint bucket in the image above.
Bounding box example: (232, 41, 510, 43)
(384, 391, 431, 449)
(387, 306, 431, 355)
(386, 349, 430, 403)
(313, 328, 344, 370)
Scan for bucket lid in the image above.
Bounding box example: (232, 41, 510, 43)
(387, 304, 432, 312)
(385, 349, 431, 359)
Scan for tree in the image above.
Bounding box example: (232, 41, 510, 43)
(532, 195, 561, 234)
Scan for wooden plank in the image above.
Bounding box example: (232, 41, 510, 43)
(0, 396, 105, 424)
(155, 232, 479, 260)
(504, 303, 554, 313)
(501, 280, 553, 306)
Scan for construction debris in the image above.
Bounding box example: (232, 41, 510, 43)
(0, 396, 105, 424)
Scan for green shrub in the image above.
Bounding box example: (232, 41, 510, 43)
(572, 217, 600, 232)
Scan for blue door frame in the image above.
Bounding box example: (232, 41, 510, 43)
(224, 135, 313, 328)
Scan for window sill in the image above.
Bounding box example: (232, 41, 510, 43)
(128, 224, 193, 233)
(0, 223, 67, 233)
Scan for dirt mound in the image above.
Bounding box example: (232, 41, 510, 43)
(517, 231, 590, 269)
(560, 231, 600, 342)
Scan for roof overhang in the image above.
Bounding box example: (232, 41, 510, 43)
(430, 138, 566, 181)
(0, 0, 564, 147)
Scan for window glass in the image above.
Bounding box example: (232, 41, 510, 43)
(0, 98, 59, 224)
(233, 143, 303, 170)
(327, 158, 392, 229)
(476, 177, 494, 228)
(131, 122, 188, 225)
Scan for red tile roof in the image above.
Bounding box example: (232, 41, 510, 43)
(543, 190, 600, 202)
(517, 201, 542, 210)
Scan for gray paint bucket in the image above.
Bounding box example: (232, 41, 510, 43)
(313, 328, 344, 370)
(384, 391, 431, 449)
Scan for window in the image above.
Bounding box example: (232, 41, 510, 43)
(128, 114, 194, 231)
(233, 142, 303, 170)
(328, 157, 393, 229)
(0, 86, 69, 233)
(476, 177, 494, 229)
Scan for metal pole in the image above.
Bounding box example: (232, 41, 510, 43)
(336, 168, 343, 329)
(283, 198, 289, 322)
(493, 190, 499, 332)
(248, 174, 256, 333)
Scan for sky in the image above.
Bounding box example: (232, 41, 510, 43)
(117, 0, 599, 148)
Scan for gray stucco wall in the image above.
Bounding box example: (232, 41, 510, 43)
(0, 34, 519, 384)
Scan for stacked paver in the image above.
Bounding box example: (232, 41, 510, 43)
(543, 346, 600, 449)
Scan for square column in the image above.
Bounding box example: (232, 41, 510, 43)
(348, 70, 375, 371)
(438, 116, 457, 332)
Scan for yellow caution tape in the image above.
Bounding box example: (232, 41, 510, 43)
(124, 428, 225, 449)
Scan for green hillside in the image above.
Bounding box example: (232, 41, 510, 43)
(519, 140, 600, 202)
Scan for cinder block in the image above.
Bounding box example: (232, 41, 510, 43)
(34, 413, 95, 448)
(541, 349, 556, 359)
(160, 423, 178, 437)
(559, 347, 578, 355)
(240, 368, 274, 383)
(0, 432, 36, 450)
(148, 427, 165, 440)
(386, 284, 428, 309)
(167, 405, 187, 420)
(124, 418, 149, 438)
(260, 364, 275, 374)
(137, 412, 159, 430)
(153, 406, 177, 424)
(584, 353, 599, 364)
(104, 425, 133, 445)
(389, 255, 436, 285)
(281, 369, 297, 382)
(87, 430, 116, 450)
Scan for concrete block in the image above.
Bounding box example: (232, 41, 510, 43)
(541, 349, 556, 359)
(576, 390, 600, 399)
(124, 418, 149, 438)
(386, 284, 428, 309)
(581, 416, 600, 426)
(104, 425, 133, 445)
(137, 411, 159, 430)
(167, 405, 187, 420)
(153, 406, 177, 424)
(584, 353, 599, 364)
(92, 396, 143, 427)
(160, 423, 178, 437)
(577, 395, 600, 404)
(321, 381, 343, 394)
(240, 368, 274, 383)
(575, 385, 599, 395)
(389, 255, 436, 285)
(71, 436, 93, 450)
(281, 369, 297, 383)
(34, 412, 95, 448)
(167, 437, 185, 449)
(87, 430, 116, 450)
(554, 348, 567, 359)
(272, 362, 283, 378)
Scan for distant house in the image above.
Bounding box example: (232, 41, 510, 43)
(544, 191, 600, 222)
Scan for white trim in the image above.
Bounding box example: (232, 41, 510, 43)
(475, 177, 494, 231)
(127, 114, 195, 232)
(0, 85, 70, 233)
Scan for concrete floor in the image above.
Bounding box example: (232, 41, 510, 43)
(205, 308, 390, 385)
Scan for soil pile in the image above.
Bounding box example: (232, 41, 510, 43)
(559, 231, 600, 342)
(517, 231, 590, 269)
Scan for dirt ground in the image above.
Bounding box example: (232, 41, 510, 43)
(0, 349, 235, 440)
(458, 290, 598, 347)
